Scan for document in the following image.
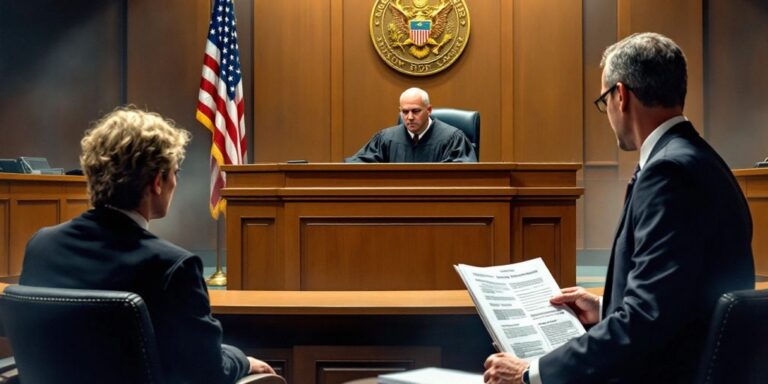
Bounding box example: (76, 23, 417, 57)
(455, 258, 586, 361)
(378, 367, 483, 384)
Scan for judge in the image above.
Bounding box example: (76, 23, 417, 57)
(345, 87, 477, 163)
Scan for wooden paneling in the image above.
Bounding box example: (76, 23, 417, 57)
(617, 0, 703, 130)
(0, 175, 88, 277)
(513, 0, 583, 163)
(734, 169, 768, 277)
(253, 0, 331, 162)
(252, 0, 578, 164)
(340, 0, 504, 162)
(293, 346, 440, 384)
(243, 348, 292, 383)
(514, 204, 577, 287)
(10, 201, 58, 274)
(63, 199, 90, 222)
(298, 210, 498, 290)
(223, 163, 581, 290)
(0, 200, 7, 276)
(241, 217, 279, 290)
(226, 204, 282, 290)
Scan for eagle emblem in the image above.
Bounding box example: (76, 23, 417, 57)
(370, 0, 471, 76)
(388, 0, 454, 59)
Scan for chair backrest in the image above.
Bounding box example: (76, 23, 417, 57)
(696, 289, 768, 384)
(0, 285, 165, 384)
(398, 108, 480, 157)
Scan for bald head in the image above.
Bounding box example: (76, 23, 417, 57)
(400, 87, 430, 107)
(399, 87, 432, 135)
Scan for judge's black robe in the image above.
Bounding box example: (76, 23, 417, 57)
(345, 119, 477, 163)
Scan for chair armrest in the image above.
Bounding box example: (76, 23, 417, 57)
(236, 373, 287, 384)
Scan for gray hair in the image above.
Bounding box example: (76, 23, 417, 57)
(400, 87, 431, 106)
(601, 32, 687, 108)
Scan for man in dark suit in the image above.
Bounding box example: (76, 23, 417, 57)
(345, 87, 477, 163)
(483, 33, 754, 384)
(19, 107, 275, 384)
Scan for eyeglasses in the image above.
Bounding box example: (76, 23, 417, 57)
(593, 84, 618, 113)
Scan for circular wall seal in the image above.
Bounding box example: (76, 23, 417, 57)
(370, 0, 471, 76)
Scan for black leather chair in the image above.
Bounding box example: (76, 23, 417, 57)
(398, 108, 480, 157)
(696, 289, 768, 383)
(0, 285, 285, 384)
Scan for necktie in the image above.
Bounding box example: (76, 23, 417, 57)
(411, 134, 419, 146)
(625, 164, 641, 202)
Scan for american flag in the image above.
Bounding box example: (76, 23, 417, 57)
(409, 20, 431, 46)
(196, 0, 246, 219)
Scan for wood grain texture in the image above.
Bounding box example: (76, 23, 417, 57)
(734, 168, 768, 277)
(222, 163, 581, 290)
(0, 175, 88, 276)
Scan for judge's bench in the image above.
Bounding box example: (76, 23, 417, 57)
(3, 166, 767, 383)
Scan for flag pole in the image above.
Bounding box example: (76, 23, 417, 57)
(206, 217, 227, 286)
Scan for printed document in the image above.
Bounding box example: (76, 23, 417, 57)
(378, 367, 483, 384)
(455, 258, 586, 361)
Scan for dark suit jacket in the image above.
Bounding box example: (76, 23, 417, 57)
(19, 207, 250, 384)
(540, 122, 755, 383)
(344, 119, 477, 163)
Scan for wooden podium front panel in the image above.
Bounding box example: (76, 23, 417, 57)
(294, 202, 507, 290)
(0, 174, 88, 276)
(10, 200, 58, 274)
(293, 346, 440, 384)
(515, 203, 577, 287)
(223, 163, 583, 290)
(734, 168, 768, 276)
(0, 200, 7, 276)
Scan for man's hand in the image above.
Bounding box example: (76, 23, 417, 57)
(550, 286, 600, 325)
(247, 357, 276, 375)
(483, 352, 528, 384)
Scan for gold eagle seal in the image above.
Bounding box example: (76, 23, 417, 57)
(370, 0, 471, 76)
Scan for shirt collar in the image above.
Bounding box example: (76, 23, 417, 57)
(408, 118, 433, 140)
(106, 205, 149, 230)
(639, 115, 687, 169)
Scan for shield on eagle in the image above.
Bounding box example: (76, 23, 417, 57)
(409, 20, 431, 46)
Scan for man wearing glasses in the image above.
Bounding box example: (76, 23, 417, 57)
(345, 87, 477, 163)
(483, 33, 754, 384)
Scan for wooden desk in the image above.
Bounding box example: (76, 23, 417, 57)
(3, 283, 767, 382)
(0, 174, 88, 276)
(221, 163, 583, 290)
(734, 168, 768, 277)
(210, 283, 767, 383)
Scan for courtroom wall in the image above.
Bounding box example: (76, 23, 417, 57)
(1, 0, 766, 265)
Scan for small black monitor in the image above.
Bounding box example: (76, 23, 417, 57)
(0, 159, 22, 173)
